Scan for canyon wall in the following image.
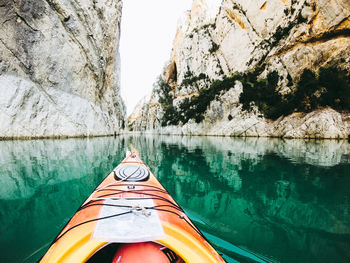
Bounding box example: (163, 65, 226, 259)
(129, 0, 350, 139)
(0, 0, 125, 138)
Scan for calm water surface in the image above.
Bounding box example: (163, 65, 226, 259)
(0, 135, 349, 262)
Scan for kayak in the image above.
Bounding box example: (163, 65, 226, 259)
(40, 152, 225, 262)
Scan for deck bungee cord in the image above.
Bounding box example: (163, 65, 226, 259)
(83, 184, 184, 210)
(52, 186, 202, 245)
(52, 205, 204, 245)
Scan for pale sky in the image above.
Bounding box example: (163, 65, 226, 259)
(120, 0, 220, 116)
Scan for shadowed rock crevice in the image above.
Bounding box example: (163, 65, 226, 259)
(166, 61, 178, 83)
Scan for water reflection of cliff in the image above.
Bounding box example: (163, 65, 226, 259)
(0, 138, 127, 262)
(128, 135, 350, 263)
(0, 138, 127, 200)
(0, 136, 349, 262)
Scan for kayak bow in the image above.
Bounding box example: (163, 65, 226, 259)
(41, 152, 225, 263)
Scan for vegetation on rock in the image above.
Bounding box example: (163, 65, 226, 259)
(156, 65, 349, 126)
(240, 65, 350, 119)
(209, 41, 219, 53)
(296, 66, 350, 112)
(180, 71, 208, 89)
(156, 77, 178, 126)
(157, 73, 240, 125)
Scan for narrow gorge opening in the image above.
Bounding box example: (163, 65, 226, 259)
(120, 0, 193, 117)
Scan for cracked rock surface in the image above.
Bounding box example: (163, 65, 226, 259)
(0, 0, 125, 138)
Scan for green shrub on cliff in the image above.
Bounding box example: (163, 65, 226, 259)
(183, 75, 238, 123)
(288, 66, 350, 113)
(209, 42, 219, 53)
(292, 69, 319, 112)
(239, 70, 290, 119)
(240, 66, 350, 119)
(318, 67, 350, 110)
(157, 78, 172, 106)
(181, 73, 208, 88)
(156, 77, 180, 126)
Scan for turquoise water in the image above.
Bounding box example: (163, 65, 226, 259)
(0, 135, 349, 262)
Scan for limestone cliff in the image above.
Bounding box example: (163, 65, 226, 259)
(129, 0, 350, 139)
(0, 0, 125, 138)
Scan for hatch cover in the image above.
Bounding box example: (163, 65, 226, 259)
(114, 165, 149, 181)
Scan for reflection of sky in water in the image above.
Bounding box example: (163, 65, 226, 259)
(0, 135, 349, 263)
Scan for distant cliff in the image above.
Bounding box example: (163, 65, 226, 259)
(129, 0, 350, 139)
(0, 0, 125, 138)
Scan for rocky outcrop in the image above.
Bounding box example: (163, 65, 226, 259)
(128, 0, 350, 139)
(0, 0, 125, 138)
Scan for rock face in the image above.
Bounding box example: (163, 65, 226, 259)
(0, 0, 125, 138)
(128, 0, 350, 139)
